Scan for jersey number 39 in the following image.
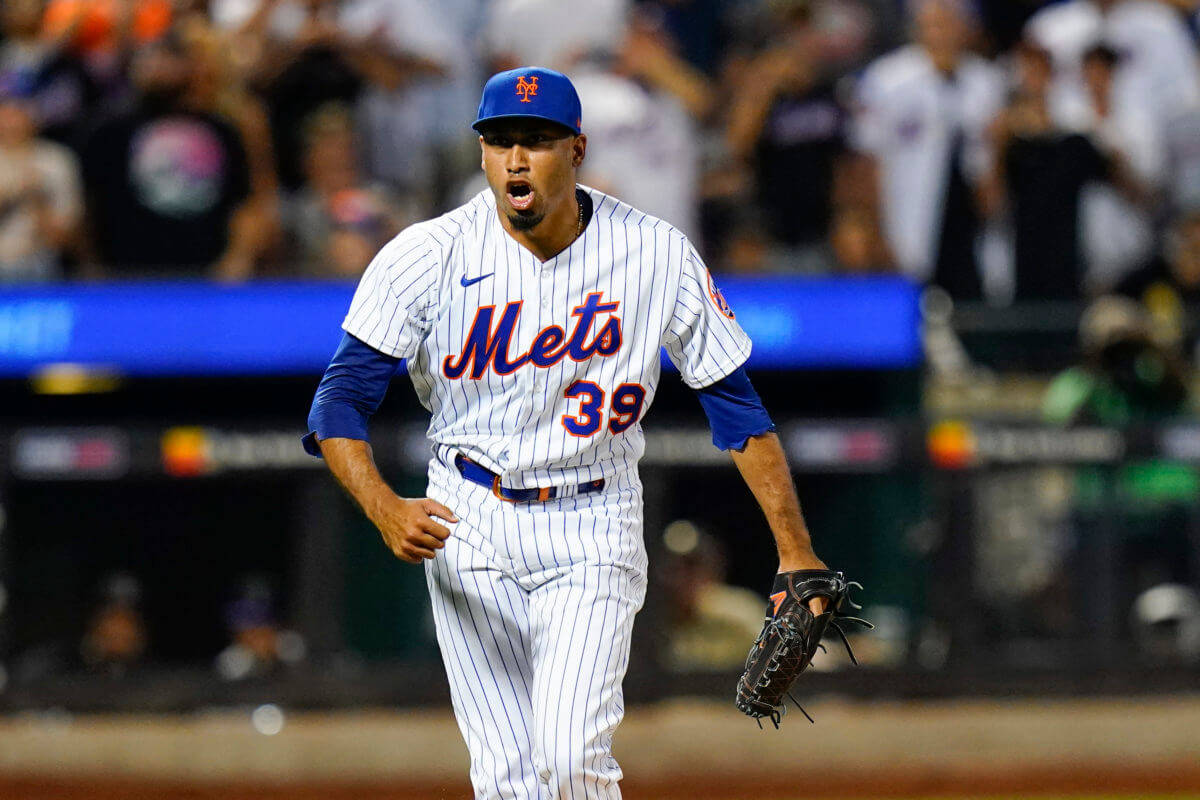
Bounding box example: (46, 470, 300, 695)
(562, 381, 646, 437)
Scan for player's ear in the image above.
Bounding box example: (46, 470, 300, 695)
(479, 135, 486, 170)
(572, 134, 587, 168)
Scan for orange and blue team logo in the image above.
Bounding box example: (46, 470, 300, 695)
(707, 272, 735, 319)
(515, 75, 539, 103)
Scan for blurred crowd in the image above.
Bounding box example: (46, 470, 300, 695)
(0, 0, 1198, 304)
(14, 570, 307, 681)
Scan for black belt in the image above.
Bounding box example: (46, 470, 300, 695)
(454, 453, 605, 503)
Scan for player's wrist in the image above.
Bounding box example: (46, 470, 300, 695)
(777, 551, 827, 572)
(360, 485, 406, 523)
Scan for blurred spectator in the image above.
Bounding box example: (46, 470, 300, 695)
(1131, 583, 1200, 664)
(618, 9, 714, 119)
(1024, 0, 1200, 130)
(215, 575, 305, 681)
(719, 0, 899, 73)
(717, 189, 893, 276)
(717, 208, 791, 274)
(658, 520, 764, 672)
(42, 0, 172, 54)
(178, 14, 281, 277)
(725, 0, 847, 271)
(571, 20, 709, 237)
(1117, 204, 1200, 353)
(41, 0, 174, 112)
(216, 0, 448, 193)
(849, 0, 1005, 299)
(340, 0, 466, 212)
(80, 33, 255, 277)
(1077, 43, 1162, 293)
(0, 88, 82, 282)
(484, 0, 629, 72)
(80, 572, 148, 676)
(810, 0, 901, 71)
(830, 205, 892, 273)
(983, 41, 1113, 301)
(285, 102, 404, 277)
(1044, 295, 1189, 424)
(975, 0, 1048, 52)
(0, 0, 97, 146)
(1024, 0, 1200, 208)
(217, 0, 362, 191)
(633, 0, 737, 75)
(1044, 295, 1198, 620)
(1180, 0, 1200, 37)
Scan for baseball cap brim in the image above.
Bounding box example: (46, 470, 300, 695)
(472, 113, 578, 135)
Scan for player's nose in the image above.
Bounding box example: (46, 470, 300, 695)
(504, 146, 530, 172)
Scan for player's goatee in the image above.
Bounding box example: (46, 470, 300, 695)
(507, 211, 544, 230)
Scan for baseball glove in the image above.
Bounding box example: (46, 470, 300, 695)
(735, 569, 871, 727)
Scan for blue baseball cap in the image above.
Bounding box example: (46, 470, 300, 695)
(472, 67, 582, 135)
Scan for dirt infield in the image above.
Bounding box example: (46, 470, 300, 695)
(2, 696, 1199, 799)
(2, 770, 1200, 800)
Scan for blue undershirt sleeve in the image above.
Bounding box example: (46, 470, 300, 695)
(302, 332, 402, 458)
(695, 365, 776, 451)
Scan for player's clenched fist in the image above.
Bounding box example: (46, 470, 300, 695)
(368, 495, 458, 563)
(311, 438, 459, 564)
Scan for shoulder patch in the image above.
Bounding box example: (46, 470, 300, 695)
(707, 271, 735, 320)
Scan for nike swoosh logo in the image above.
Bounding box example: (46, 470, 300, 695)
(460, 273, 494, 287)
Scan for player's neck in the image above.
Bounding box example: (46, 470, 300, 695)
(500, 191, 582, 263)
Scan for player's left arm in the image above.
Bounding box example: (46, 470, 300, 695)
(728, 432, 825, 572)
(664, 237, 827, 607)
(694, 368, 826, 574)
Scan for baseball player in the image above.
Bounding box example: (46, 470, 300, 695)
(304, 66, 831, 799)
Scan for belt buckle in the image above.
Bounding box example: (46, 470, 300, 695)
(491, 475, 517, 503)
(492, 475, 556, 503)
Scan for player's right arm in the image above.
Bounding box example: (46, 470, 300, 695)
(304, 225, 455, 563)
(316, 437, 457, 563)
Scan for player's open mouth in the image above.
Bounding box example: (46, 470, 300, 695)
(506, 181, 535, 212)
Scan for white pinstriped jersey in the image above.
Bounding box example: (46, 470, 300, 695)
(343, 185, 751, 489)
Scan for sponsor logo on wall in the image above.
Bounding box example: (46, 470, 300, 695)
(927, 420, 1124, 468)
(162, 427, 322, 477)
(13, 428, 129, 479)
